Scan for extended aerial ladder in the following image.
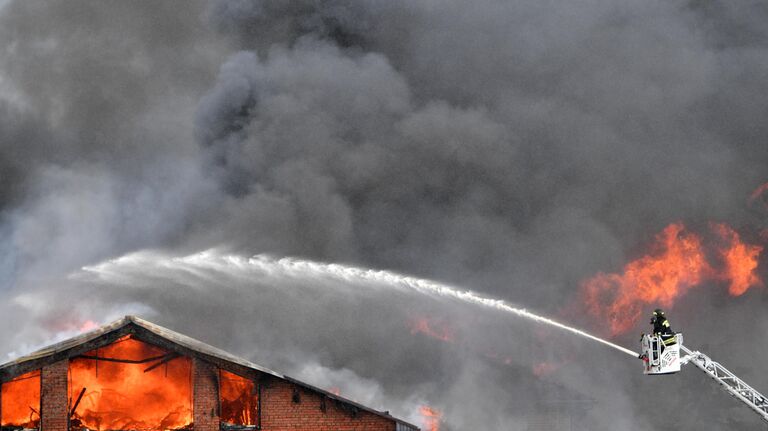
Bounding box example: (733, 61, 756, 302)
(680, 344, 768, 423)
(640, 333, 768, 423)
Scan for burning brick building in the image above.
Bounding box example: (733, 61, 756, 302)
(0, 316, 418, 431)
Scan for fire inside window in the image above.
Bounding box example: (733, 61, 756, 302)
(219, 370, 259, 429)
(68, 336, 193, 431)
(1, 370, 41, 431)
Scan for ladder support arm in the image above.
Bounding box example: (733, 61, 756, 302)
(681, 345, 768, 423)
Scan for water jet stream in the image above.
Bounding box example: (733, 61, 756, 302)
(82, 251, 638, 358)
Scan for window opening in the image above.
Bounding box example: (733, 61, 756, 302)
(219, 371, 259, 430)
(68, 336, 192, 431)
(1, 370, 41, 431)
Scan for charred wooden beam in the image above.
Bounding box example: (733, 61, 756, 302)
(0, 326, 136, 382)
(0, 321, 266, 384)
(69, 387, 86, 418)
(130, 326, 262, 381)
(143, 353, 181, 373)
(257, 382, 262, 429)
(76, 354, 167, 364)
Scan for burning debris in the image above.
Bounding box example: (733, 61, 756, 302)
(219, 370, 258, 428)
(581, 222, 764, 336)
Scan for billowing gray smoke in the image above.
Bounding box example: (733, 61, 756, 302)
(0, 0, 767, 429)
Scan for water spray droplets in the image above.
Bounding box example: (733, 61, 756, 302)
(80, 249, 637, 357)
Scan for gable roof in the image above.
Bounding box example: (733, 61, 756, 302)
(1, 315, 282, 379)
(0, 315, 419, 430)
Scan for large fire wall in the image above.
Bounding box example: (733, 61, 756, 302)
(68, 338, 193, 431)
(1, 370, 41, 429)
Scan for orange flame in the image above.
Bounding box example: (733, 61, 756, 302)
(581, 223, 711, 336)
(581, 222, 764, 335)
(532, 361, 559, 377)
(328, 387, 342, 396)
(69, 336, 193, 431)
(419, 406, 442, 431)
(219, 370, 258, 426)
(749, 182, 768, 204)
(79, 320, 100, 333)
(712, 223, 764, 296)
(1, 370, 41, 429)
(411, 318, 553, 373)
(409, 317, 455, 343)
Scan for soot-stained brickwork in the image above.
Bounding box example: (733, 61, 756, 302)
(40, 361, 68, 431)
(259, 379, 396, 431)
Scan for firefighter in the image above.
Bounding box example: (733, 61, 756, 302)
(651, 308, 676, 347)
(651, 308, 672, 334)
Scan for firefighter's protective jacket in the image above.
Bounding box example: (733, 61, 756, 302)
(652, 317, 672, 335)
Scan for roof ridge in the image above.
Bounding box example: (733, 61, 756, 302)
(0, 315, 419, 429)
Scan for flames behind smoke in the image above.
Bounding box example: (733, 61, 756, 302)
(408, 317, 456, 343)
(1, 0, 768, 429)
(749, 182, 768, 209)
(712, 223, 764, 296)
(581, 222, 763, 336)
(419, 406, 442, 431)
(532, 362, 559, 378)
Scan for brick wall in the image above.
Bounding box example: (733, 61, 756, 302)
(13, 355, 400, 431)
(193, 358, 220, 431)
(260, 379, 395, 431)
(41, 360, 68, 431)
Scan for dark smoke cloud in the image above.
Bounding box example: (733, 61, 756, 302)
(0, 0, 230, 279)
(0, 0, 767, 429)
